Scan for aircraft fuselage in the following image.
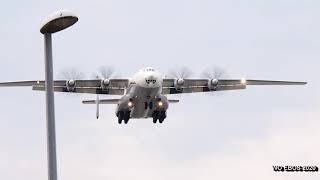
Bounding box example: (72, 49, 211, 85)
(115, 67, 168, 121)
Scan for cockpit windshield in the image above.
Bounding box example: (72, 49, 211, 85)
(144, 67, 155, 72)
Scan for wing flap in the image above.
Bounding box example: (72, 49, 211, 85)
(162, 79, 208, 87)
(32, 85, 125, 95)
(72, 79, 129, 87)
(162, 85, 246, 94)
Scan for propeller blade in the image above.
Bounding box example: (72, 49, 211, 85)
(167, 66, 192, 79)
(97, 66, 116, 79)
(202, 66, 228, 96)
(202, 66, 227, 79)
(56, 68, 86, 80)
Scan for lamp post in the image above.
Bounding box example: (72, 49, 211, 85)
(40, 10, 78, 180)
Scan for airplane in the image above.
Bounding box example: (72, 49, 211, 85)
(0, 67, 306, 124)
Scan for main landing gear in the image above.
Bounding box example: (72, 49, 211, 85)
(152, 111, 166, 124)
(117, 110, 167, 124)
(117, 111, 130, 124)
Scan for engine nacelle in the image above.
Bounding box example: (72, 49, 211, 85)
(101, 79, 110, 90)
(66, 79, 76, 91)
(174, 78, 184, 91)
(208, 78, 218, 91)
(177, 78, 184, 85)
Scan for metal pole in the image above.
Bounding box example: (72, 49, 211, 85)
(44, 33, 58, 180)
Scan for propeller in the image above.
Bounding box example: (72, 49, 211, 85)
(56, 67, 86, 90)
(166, 67, 192, 98)
(202, 66, 228, 94)
(92, 66, 118, 90)
(167, 67, 192, 86)
(55, 68, 87, 96)
(96, 66, 116, 79)
(202, 66, 227, 80)
(167, 66, 192, 79)
(56, 67, 86, 80)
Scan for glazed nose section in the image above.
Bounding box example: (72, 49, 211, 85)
(145, 74, 158, 87)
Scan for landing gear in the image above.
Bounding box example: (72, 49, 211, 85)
(159, 111, 166, 123)
(117, 111, 124, 124)
(124, 111, 130, 124)
(152, 111, 166, 124)
(152, 111, 159, 123)
(117, 111, 130, 124)
(145, 102, 154, 110)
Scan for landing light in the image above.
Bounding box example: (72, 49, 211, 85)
(158, 101, 163, 107)
(241, 78, 247, 85)
(128, 101, 133, 107)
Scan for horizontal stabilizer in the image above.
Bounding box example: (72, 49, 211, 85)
(82, 99, 120, 104)
(0, 80, 41, 87)
(168, 99, 179, 103)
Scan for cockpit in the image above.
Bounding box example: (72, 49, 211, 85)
(134, 67, 162, 88)
(144, 67, 155, 72)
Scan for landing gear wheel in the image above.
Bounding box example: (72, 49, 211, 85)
(159, 111, 166, 123)
(152, 111, 159, 123)
(153, 117, 157, 123)
(118, 111, 124, 124)
(124, 111, 130, 124)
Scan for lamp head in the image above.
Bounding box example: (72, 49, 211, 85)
(40, 10, 78, 34)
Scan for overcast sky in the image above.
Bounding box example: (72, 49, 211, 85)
(0, 0, 319, 179)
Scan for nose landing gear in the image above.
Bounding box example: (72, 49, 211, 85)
(145, 101, 154, 109)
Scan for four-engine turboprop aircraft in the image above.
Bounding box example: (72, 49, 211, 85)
(0, 67, 307, 124)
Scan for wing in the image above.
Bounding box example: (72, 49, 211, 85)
(0, 79, 129, 95)
(161, 78, 307, 94)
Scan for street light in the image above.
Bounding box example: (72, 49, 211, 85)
(40, 10, 78, 180)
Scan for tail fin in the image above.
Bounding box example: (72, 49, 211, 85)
(96, 95, 99, 119)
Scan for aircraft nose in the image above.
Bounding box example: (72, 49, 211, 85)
(149, 75, 155, 79)
(145, 74, 158, 86)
